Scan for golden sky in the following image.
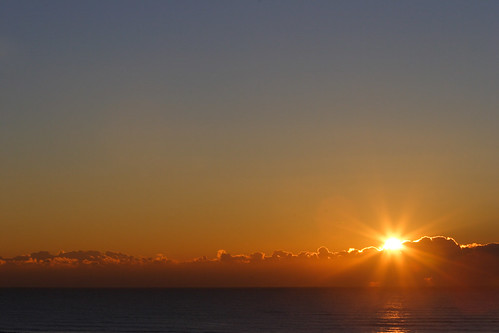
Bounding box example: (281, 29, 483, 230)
(1, 1, 499, 259)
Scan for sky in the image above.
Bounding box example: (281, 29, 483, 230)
(1, 1, 499, 260)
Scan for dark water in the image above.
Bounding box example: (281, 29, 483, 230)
(0, 288, 497, 332)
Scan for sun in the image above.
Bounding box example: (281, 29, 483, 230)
(383, 237, 404, 251)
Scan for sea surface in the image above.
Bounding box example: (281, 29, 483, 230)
(0, 288, 497, 332)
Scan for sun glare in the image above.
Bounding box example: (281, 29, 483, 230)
(383, 237, 403, 251)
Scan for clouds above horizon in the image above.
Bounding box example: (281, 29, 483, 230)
(1, 236, 498, 287)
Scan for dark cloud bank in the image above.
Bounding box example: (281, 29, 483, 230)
(1, 237, 498, 287)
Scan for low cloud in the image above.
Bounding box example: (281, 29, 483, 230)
(0, 236, 498, 287)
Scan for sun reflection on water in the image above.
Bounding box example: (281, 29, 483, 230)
(376, 298, 409, 333)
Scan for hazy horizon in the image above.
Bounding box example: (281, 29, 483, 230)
(1, 235, 497, 288)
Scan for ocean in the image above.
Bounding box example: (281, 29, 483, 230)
(0, 288, 497, 332)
